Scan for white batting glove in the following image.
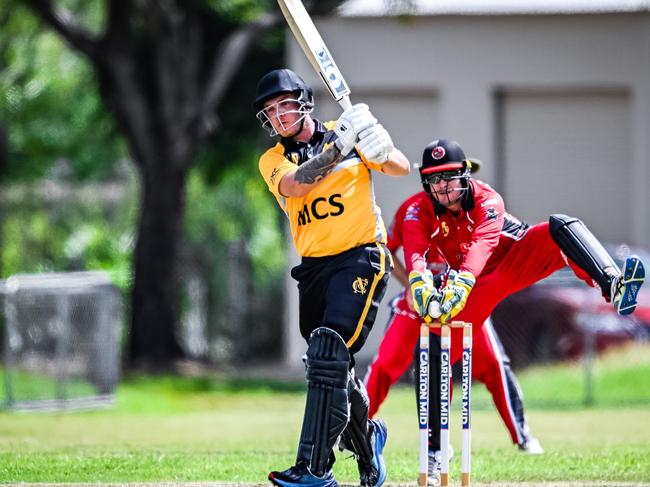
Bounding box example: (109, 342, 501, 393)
(334, 103, 377, 156)
(357, 124, 394, 164)
(344, 103, 377, 133)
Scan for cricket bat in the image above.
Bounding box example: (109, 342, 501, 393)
(276, 0, 352, 111)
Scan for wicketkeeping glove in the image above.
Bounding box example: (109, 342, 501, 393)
(334, 103, 377, 156)
(357, 124, 394, 164)
(438, 270, 476, 323)
(408, 270, 440, 324)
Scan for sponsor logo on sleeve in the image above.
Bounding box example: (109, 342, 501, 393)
(486, 207, 499, 221)
(269, 167, 281, 185)
(404, 206, 420, 222)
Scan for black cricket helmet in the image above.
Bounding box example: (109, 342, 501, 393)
(417, 139, 472, 202)
(254, 68, 314, 112)
(254, 69, 314, 136)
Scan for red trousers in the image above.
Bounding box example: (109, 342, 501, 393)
(364, 222, 592, 444)
(448, 222, 591, 365)
(364, 295, 532, 444)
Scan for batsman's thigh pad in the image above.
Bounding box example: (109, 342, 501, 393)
(298, 327, 350, 476)
(549, 214, 618, 291)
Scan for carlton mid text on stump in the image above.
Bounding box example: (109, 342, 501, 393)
(418, 321, 472, 487)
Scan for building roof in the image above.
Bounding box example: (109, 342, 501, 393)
(340, 0, 650, 16)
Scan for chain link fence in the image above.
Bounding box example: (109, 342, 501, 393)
(1, 271, 122, 410)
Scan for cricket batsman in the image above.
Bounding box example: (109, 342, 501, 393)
(254, 68, 410, 487)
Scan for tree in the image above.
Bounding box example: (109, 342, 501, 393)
(0, 2, 122, 181)
(20, 0, 344, 370)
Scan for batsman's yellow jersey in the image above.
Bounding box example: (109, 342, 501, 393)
(259, 120, 387, 257)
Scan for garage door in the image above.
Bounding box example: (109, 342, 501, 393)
(499, 89, 633, 243)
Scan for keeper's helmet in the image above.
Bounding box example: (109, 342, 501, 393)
(416, 139, 473, 204)
(254, 69, 314, 135)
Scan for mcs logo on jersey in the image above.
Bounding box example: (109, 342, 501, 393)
(297, 194, 344, 226)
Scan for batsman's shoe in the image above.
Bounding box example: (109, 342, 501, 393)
(359, 419, 388, 487)
(611, 256, 645, 315)
(518, 437, 545, 455)
(427, 446, 453, 487)
(268, 462, 337, 487)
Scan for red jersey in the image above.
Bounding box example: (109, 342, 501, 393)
(387, 191, 448, 274)
(402, 179, 529, 278)
(386, 192, 423, 253)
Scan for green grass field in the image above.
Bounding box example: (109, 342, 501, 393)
(1, 344, 650, 485)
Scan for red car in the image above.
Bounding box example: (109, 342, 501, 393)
(491, 244, 649, 369)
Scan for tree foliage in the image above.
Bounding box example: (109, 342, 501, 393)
(0, 0, 122, 181)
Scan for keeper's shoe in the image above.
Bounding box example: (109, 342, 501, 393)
(358, 419, 388, 487)
(268, 462, 337, 487)
(518, 437, 545, 455)
(611, 256, 645, 315)
(427, 446, 454, 486)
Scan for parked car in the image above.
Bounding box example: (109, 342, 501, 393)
(491, 244, 650, 369)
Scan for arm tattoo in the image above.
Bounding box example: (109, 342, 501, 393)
(294, 145, 345, 184)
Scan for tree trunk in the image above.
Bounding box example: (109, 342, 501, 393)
(128, 160, 187, 370)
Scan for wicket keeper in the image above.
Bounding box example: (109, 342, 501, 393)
(405, 138, 645, 481)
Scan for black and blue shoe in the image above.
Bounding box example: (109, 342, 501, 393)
(612, 256, 645, 315)
(364, 419, 387, 487)
(268, 461, 337, 487)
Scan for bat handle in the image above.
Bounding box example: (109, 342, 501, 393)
(338, 96, 352, 111)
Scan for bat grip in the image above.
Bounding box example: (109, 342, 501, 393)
(338, 96, 352, 111)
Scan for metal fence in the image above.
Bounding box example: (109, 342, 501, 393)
(1, 271, 122, 411)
